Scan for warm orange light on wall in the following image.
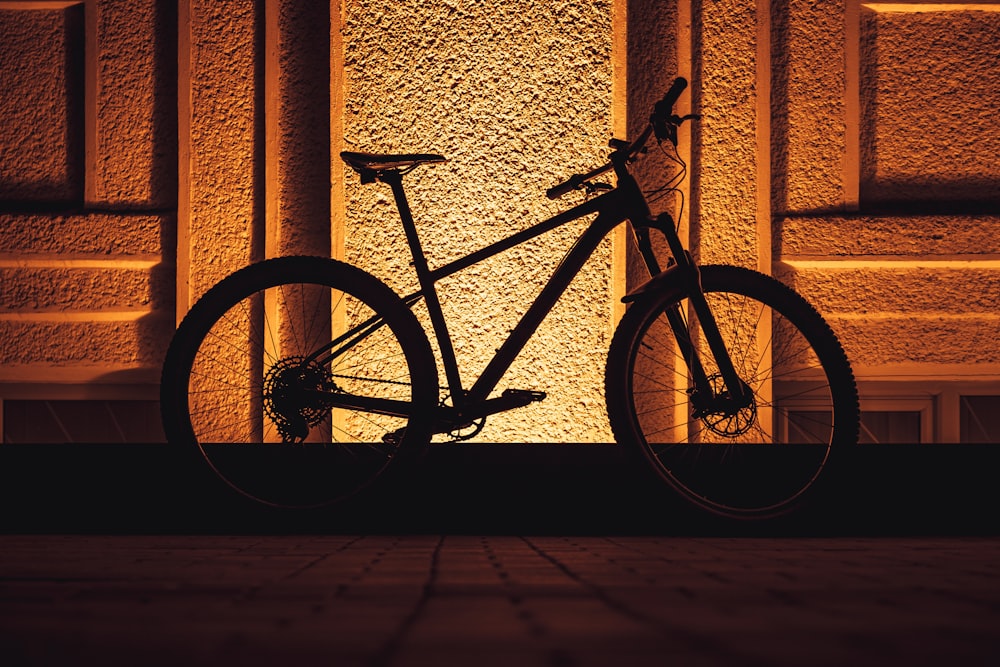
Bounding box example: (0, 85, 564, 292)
(2, 0, 998, 445)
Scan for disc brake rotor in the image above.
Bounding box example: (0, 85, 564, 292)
(699, 374, 757, 438)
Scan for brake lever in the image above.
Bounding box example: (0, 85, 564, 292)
(582, 181, 613, 195)
(655, 113, 702, 147)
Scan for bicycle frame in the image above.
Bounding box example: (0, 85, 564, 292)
(314, 138, 750, 431)
(386, 168, 627, 412)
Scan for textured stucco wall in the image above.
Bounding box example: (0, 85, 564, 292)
(693, 0, 761, 269)
(270, 1, 330, 258)
(775, 4, 1000, 378)
(860, 7, 1000, 205)
(181, 0, 262, 305)
(771, 0, 847, 214)
(92, 0, 177, 208)
(0, 6, 84, 204)
(778, 215, 1000, 259)
(625, 0, 681, 289)
(4, 0, 998, 439)
(342, 0, 616, 441)
(0, 213, 172, 375)
(0, 1, 175, 389)
(778, 211, 1000, 372)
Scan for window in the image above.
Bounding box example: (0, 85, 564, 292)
(960, 395, 1000, 443)
(2, 400, 165, 443)
(786, 409, 925, 443)
(858, 410, 922, 444)
(783, 394, 935, 443)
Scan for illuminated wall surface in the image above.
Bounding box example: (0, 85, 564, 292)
(0, 0, 997, 442)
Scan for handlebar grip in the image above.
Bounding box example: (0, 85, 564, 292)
(656, 77, 688, 115)
(652, 77, 689, 145)
(546, 174, 582, 200)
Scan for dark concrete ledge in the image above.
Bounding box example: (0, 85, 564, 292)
(1, 443, 998, 535)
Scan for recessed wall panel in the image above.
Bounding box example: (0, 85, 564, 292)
(0, 4, 84, 204)
(860, 4, 1000, 208)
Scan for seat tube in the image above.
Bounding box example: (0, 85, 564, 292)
(384, 172, 466, 402)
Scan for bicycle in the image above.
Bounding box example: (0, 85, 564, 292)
(160, 78, 860, 520)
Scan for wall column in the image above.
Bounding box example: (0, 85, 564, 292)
(265, 1, 331, 260)
(691, 0, 768, 272)
(178, 0, 264, 314)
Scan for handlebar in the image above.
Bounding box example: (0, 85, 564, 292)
(547, 77, 694, 200)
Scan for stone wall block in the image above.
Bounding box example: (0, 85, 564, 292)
(830, 316, 1000, 367)
(777, 215, 1000, 258)
(92, 0, 177, 208)
(779, 266, 1000, 315)
(860, 7, 1000, 206)
(771, 0, 846, 214)
(0, 6, 84, 204)
(0, 213, 167, 256)
(0, 267, 172, 314)
(0, 318, 172, 367)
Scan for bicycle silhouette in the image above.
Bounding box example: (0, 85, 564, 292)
(160, 78, 860, 520)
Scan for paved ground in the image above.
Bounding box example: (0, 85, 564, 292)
(0, 535, 998, 666)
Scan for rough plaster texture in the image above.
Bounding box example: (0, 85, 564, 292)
(0, 4, 175, 390)
(777, 214, 1000, 258)
(693, 0, 760, 268)
(860, 7, 1000, 205)
(781, 266, 1000, 316)
(92, 0, 177, 208)
(0, 6, 84, 204)
(4, 0, 998, 439)
(771, 0, 847, 214)
(771, 4, 1000, 386)
(625, 0, 683, 291)
(626, 0, 678, 140)
(0, 214, 167, 257)
(272, 1, 330, 258)
(183, 0, 262, 303)
(0, 210, 175, 379)
(776, 221, 1000, 371)
(343, 0, 616, 441)
(822, 315, 1000, 367)
(1, 267, 171, 313)
(0, 319, 171, 368)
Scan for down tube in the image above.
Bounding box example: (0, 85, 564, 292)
(467, 212, 623, 403)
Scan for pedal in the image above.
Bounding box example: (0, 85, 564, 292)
(501, 388, 547, 406)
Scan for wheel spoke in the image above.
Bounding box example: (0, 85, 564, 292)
(608, 264, 859, 519)
(160, 257, 437, 509)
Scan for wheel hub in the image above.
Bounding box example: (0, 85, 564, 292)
(693, 374, 757, 438)
(263, 357, 335, 442)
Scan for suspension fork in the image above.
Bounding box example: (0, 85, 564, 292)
(634, 213, 750, 409)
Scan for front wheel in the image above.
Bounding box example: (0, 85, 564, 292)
(606, 264, 859, 520)
(160, 256, 438, 509)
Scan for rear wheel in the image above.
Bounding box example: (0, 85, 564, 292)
(606, 265, 859, 520)
(160, 256, 438, 509)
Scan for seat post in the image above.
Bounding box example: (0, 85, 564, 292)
(382, 171, 467, 404)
